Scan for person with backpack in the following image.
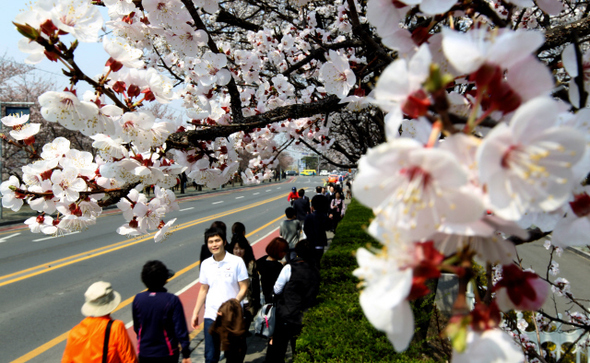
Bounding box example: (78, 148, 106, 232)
(62, 281, 137, 363)
(265, 239, 320, 363)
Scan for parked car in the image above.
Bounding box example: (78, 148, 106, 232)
(285, 170, 298, 176)
(300, 169, 316, 176)
(319, 170, 329, 176)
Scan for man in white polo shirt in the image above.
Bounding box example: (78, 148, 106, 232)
(191, 227, 249, 363)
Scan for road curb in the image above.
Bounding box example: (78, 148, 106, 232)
(566, 246, 590, 260)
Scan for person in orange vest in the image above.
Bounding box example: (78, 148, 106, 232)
(62, 281, 138, 363)
(287, 187, 299, 205)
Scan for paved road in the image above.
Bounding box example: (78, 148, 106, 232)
(0, 176, 323, 362)
(517, 240, 590, 315)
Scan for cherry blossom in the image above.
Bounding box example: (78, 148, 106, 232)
(37, 0, 103, 43)
(1, 114, 40, 142)
(477, 97, 586, 221)
(154, 218, 177, 243)
(372, 45, 431, 122)
(39, 91, 99, 132)
(353, 247, 414, 352)
(103, 36, 144, 71)
(494, 264, 549, 311)
(318, 50, 356, 99)
(25, 215, 58, 235)
(1, 176, 26, 212)
(50, 168, 87, 203)
(193, 52, 231, 87)
(353, 138, 485, 241)
(452, 329, 524, 363)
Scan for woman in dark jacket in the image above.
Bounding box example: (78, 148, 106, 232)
(228, 226, 260, 330)
(132, 261, 191, 363)
(255, 237, 289, 304)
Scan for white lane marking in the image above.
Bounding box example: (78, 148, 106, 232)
(253, 192, 260, 195)
(266, 189, 271, 192)
(124, 227, 280, 329)
(32, 231, 80, 242)
(0, 233, 21, 244)
(276, 187, 280, 190)
(179, 207, 194, 212)
(236, 196, 244, 199)
(212, 201, 223, 205)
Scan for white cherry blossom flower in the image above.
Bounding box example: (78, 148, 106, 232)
(103, 36, 144, 70)
(193, 52, 231, 87)
(14, 7, 50, 64)
(39, 91, 99, 132)
(353, 138, 486, 242)
(57, 214, 96, 232)
(372, 44, 432, 119)
(154, 218, 177, 243)
(442, 27, 544, 75)
(562, 44, 590, 108)
(1, 176, 26, 211)
(2, 113, 41, 141)
(28, 179, 58, 214)
(117, 188, 148, 221)
(60, 149, 97, 178)
(38, 0, 103, 43)
(103, 0, 136, 16)
(452, 329, 524, 363)
(477, 97, 586, 221)
(353, 247, 414, 351)
(318, 50, 356, 99)
(433, 215, 526, 265)
(25, 215, 57, 235)
(2, 113, 29, 127)
(41, 137, 71, 161)
(51, 168, 87, 203)
(117, 222, 144, 237)
(91, 134, 128, 160)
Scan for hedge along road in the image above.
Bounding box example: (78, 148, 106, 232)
(0, 179, 309, 362)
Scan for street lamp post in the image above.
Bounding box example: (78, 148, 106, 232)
(0, 102, 35, 220)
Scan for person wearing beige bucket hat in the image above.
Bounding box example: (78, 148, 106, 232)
(62, 281, 138, 363)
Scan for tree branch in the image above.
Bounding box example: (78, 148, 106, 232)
(165, 96, 344, 150)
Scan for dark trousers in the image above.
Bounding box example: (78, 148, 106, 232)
(139, 354, 179, 363)
(265, 318, 302, 363)
(204, 318, 221, 363)
(313, 247, 324, 269)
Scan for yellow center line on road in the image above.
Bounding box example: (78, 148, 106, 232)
(10, 211, 285, 363)
(0, 193, 288, 288)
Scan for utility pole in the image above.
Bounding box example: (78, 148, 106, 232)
(0, 102, 35, 220)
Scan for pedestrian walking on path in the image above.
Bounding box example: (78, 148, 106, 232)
(191, 227, 249, 363)
(279, 207, 301, 261)
(256, 237, 289, 305)
(132, 261, 191, 363)
(265, 239, 320, 363)
(228, 222, 261, 333)
(62, 281, 138, 363)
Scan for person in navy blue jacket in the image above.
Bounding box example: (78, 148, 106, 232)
(133, 260, 191, 363)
